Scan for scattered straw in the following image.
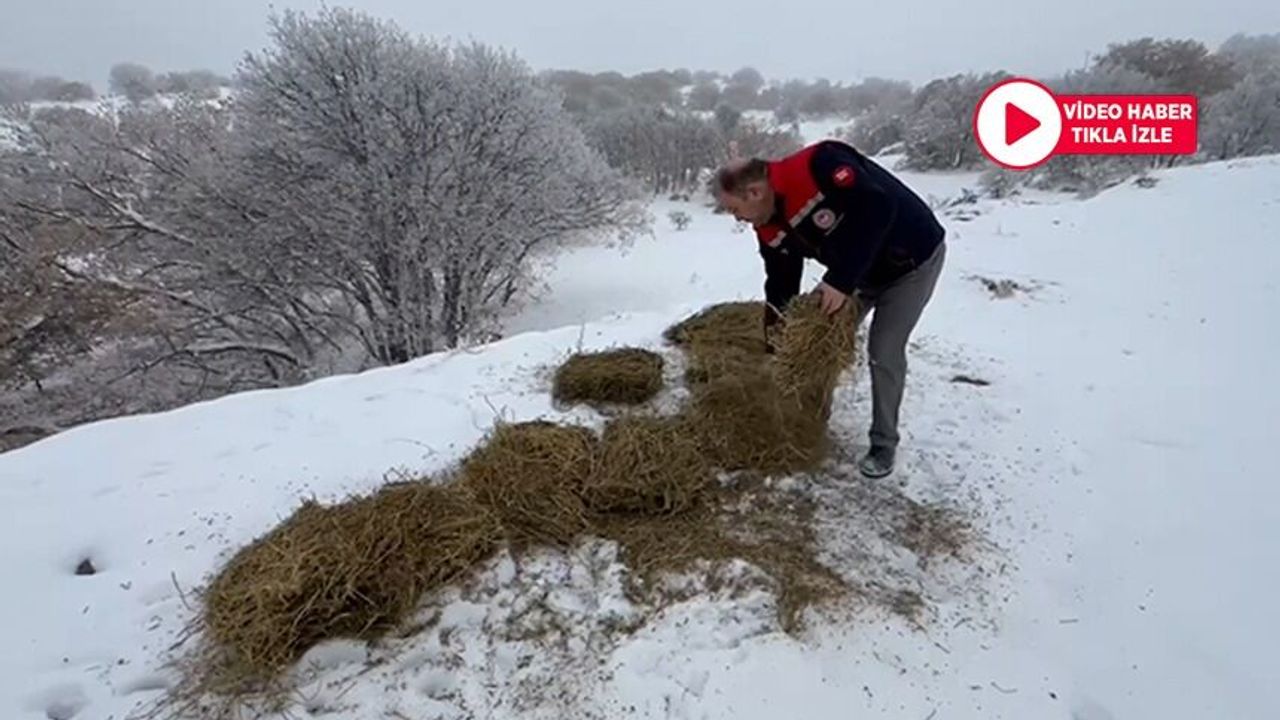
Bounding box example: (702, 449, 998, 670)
(891, 499, 973, 567)
(552, 348, 664, 406)
(590, 479, 844, 633)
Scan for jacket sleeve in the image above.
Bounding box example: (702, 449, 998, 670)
(810, 143, 898, 295)
(760, 242, 803, 328)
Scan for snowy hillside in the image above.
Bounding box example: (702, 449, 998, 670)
(3, 153, 1279, 720)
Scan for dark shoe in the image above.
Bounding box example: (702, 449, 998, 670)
(858, 446, 896, 478)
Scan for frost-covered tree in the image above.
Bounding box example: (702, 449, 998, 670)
(0, 8, 645, 445)
(720, 83, 759, 111)
(1201, 33, 1280, 161)
(846, 103, 905, 156)
(730, 119, 801, 160)
(1219, 32, 1280, 75)
(713, 103, 741, 136)
(688, 81, 721, 111)
(730, 67, 765, 94)
(1095, 37, 1240, 97)
(775, 104, 800, 125)
(1200, 68, 1280, 160)
(27, 76, 95, 102)
(225, 9, 646, 357)
(156, 69, 225, 98)
(800, 79, 838, 116)
(901, 72, 1006, 170)
(109, 62, 157, 102)
(587, 105, 721, 194)
(626, 71, 681, 106)
(0, 69, 30, 103)
(846, 77, 914, 116)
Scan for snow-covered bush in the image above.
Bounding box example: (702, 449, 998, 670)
(0, 7, 645, 445)
(901, 72, 1008, 170)
(109, 62, 157, 102)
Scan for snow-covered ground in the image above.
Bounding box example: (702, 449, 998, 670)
(3, 152, 1279, 720)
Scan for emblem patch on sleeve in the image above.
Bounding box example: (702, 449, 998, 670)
(832, 165, 856, 187)
(813, 208, 837, 230)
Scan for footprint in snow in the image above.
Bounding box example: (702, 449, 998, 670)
(420, 670, 457, 700)
(1071, 695, 1117, 720)
(119, 673, 170, 696)
(139, 462, 172, 479)
(27, 684, 87, 720)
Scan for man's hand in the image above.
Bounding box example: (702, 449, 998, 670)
(815, 282, 848, 315)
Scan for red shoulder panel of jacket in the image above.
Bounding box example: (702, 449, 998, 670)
(755, 143, 824, 248)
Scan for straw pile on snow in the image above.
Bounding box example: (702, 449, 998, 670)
(201, 483, 498, 684)
(194, 293, 860, 695)
(553, 348, 664, 406)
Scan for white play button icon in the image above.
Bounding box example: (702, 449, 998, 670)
(974, 78, 1062, 169)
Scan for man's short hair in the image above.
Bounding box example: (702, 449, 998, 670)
(713, 158, 768, 195)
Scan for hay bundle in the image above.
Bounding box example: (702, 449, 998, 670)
(772, 295, 859, 423)
(677, 295, 858, 475)
(552, 348, 664, 406)
(585, 415, 711, 516)
(202, 482, 498, 683)
(460, 420, 596, 547)
(662, 301, 766, 355)
(685, 368, 829, 475)
(663, 301, 768, 385)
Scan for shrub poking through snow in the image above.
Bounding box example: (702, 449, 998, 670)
(552, 348, 665, 406)
(190, 296, 863, 702)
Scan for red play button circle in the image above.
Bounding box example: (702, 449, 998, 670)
(1005, 102, 1042, 145)
(974, 78, 1063, 169)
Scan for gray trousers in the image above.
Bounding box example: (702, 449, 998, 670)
(853, 241, 946, 450)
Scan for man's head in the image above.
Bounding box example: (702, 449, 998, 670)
(713, 158, 775, 225)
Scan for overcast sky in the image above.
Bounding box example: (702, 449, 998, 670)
(2, 0, 1277, 89)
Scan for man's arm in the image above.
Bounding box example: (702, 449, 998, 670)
(810, 143, 899, 295)
(760, 242, 803, 334)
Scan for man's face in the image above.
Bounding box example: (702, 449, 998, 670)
(718, 181, 773, 226)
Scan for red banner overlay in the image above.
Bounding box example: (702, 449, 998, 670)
(972, 78, 1200, 169)
(1056, 95, 1198, 155)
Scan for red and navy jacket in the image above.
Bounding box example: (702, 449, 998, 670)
(756, 140, 945, 321)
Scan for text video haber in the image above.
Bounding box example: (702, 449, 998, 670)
(1062, 99, 1195, 144)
